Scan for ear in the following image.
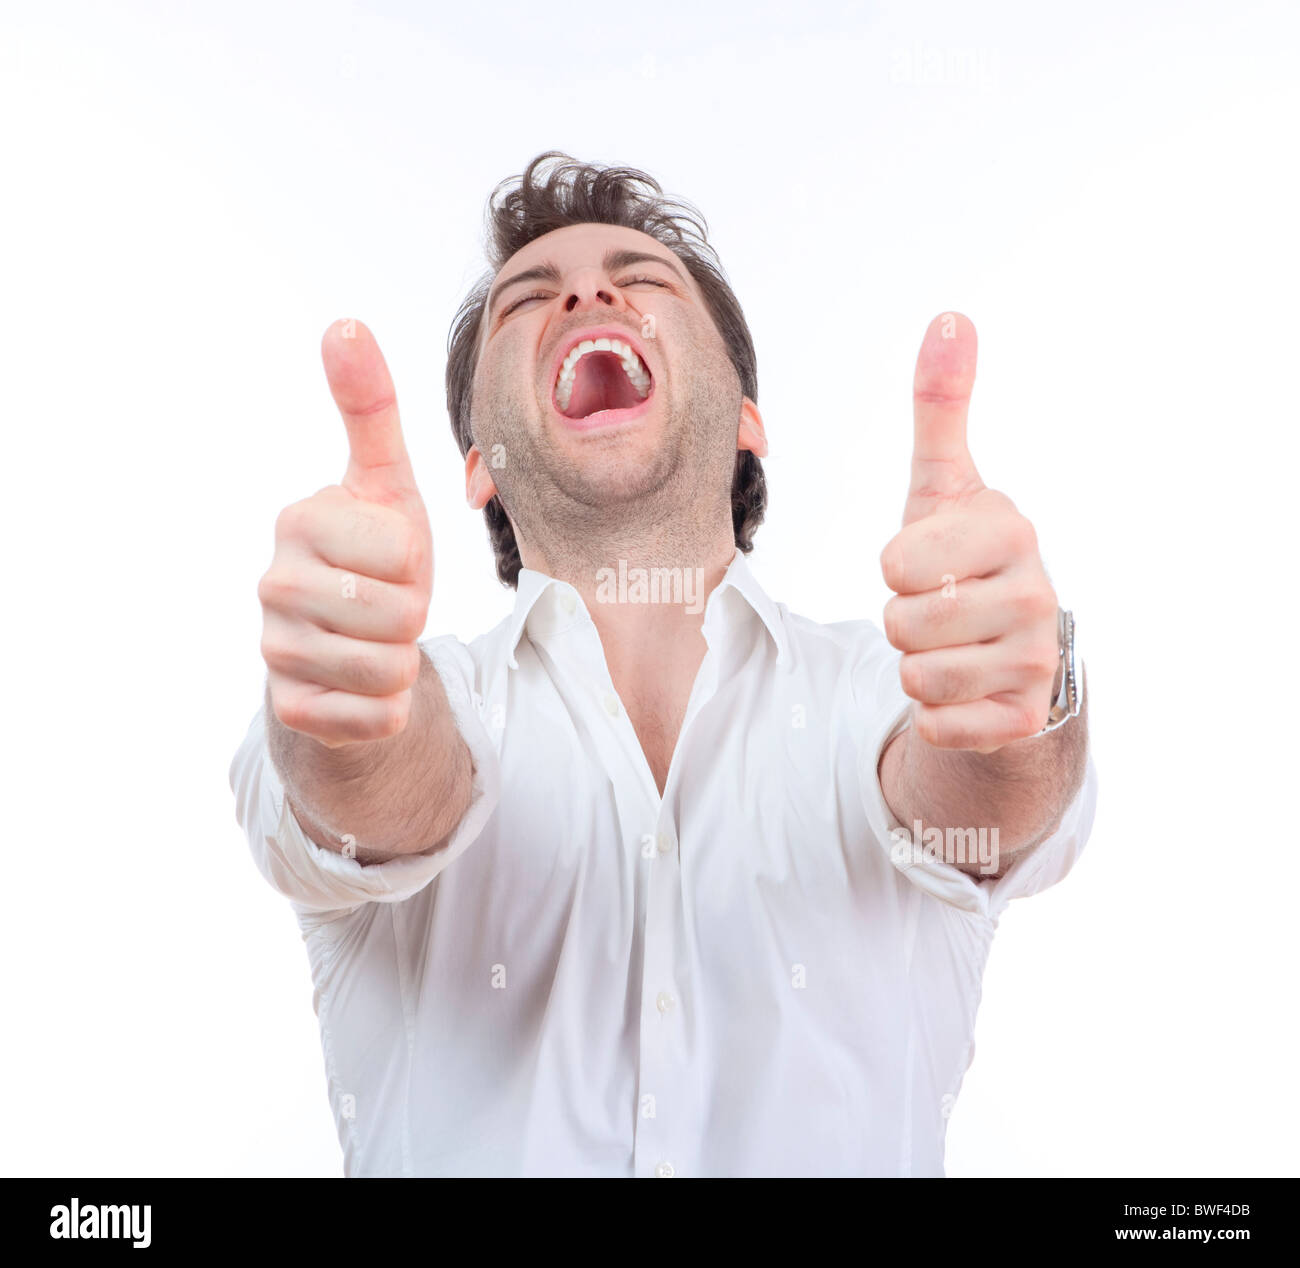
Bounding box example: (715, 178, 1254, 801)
(737, 398, 768, 458)
(465, 445, 499, 509)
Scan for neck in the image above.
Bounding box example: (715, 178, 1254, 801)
(517, 516, 736, 669)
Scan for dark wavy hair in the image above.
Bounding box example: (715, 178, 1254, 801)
(445, 151, 766, 587)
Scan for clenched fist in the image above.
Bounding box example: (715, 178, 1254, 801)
(259, 320, 433, 748)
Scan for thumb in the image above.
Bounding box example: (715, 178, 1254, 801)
(906, 312, 984, 524)
(322, 319, 424, 516)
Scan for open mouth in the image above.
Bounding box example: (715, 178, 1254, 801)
(553, 336, 653, 421)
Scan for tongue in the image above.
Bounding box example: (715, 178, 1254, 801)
(561, 351, 643, 419)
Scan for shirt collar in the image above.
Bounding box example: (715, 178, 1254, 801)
(504, 549, 790, 670)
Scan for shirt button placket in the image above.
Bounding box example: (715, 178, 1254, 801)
(634, 814, 684, 1179)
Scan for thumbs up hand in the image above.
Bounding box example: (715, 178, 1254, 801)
(259, 320, 434, 748)
(879, 314, 1060, 754)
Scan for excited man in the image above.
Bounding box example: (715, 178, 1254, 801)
(230, 152, 1095, 1177)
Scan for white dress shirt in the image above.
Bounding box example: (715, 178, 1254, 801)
(229, 549, 1097, 1177)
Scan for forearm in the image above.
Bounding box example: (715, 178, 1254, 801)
(880, 694, 1089, 877)
(266, 650, 473, 864)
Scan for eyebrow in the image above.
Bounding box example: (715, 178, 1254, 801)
(487, 247, 686, 320)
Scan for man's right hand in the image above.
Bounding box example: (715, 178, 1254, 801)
(258, 320, 434, 749)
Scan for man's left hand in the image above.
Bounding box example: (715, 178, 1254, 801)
(879, 312, 1060, 755)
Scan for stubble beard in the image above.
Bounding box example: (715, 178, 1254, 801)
(471, 340, 741, 578)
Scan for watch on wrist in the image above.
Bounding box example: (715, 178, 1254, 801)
(1039, 608, 1083, 735)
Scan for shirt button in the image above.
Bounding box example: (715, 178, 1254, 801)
(656, 991, 676, 1014)
(602, 691, 620, 717)
(560, 590, 576, 615)
(655, 1161, 675, 1178)
(656, 832, 674, 855)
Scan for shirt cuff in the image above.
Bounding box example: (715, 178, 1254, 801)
(231, 635, 501, 922)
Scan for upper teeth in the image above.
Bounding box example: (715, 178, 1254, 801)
(555, 337, 652, 410)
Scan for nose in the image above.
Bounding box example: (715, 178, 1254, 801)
(562, 267, 620, 313)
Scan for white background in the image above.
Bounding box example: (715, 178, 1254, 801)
(2, 0, 1296, 1177)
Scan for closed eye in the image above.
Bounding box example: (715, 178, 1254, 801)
(617, 275, 672, 290)
(501, 275, 672, 318)
(501, 291, 550, 316)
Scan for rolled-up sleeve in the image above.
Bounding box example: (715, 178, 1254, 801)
(856, 637, 1098, 924)
(228, 634, 501, 922)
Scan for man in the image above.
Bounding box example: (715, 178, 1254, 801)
(230, 152, 1095, 1177)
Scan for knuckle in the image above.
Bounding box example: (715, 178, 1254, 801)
(272, 692, 313, 735)
(880, 539, 906, 591)
(899, 654, 924, 699)
(257, 569, 297, 611)
(883, 597, 906, 647)
(914, 708, 944, 747)
(259, 631, 294, 671)
(1013, 584, 1055, 622)
(1012, 701, 1043, 738)
(298, 487, 350, 543)
(980, 488, 1017, 516)
(376, 692, 412, 739)
(1033, 641, 1061, 679)
(274, 499, 308, 541)
(310, 483, 350, 514)
(391, 593, 428, 642)
(401, 523, 430, 580)
(1014, 638, 1058, 681)
(397, 643, 423, 689)
(1009, 514, 1038, 556)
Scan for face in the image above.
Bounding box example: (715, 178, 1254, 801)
(464, 223, 766, 557)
